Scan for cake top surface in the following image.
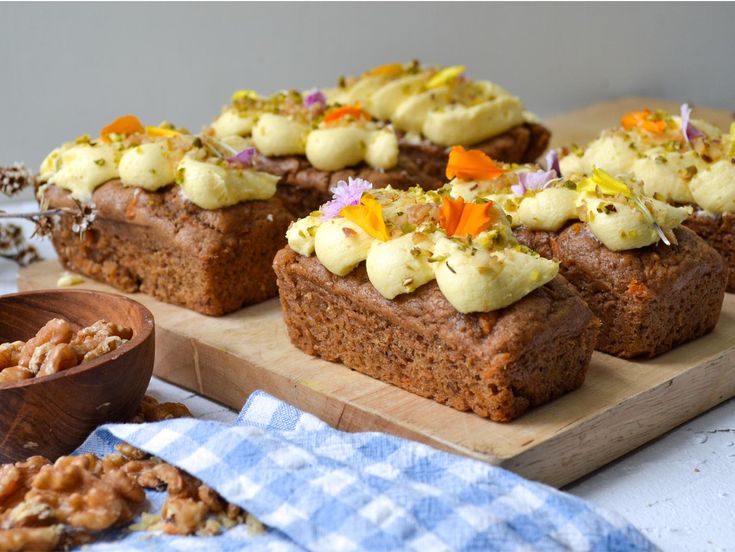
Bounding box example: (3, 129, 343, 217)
(559, 103, 735, 215)
(39, 116, 278, 210)
(210, 62, 535, 173)
(286, 175, 559, 314)
(447, 147, 691, 252)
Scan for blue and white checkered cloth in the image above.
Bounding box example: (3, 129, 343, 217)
(75, 390, 654, 551)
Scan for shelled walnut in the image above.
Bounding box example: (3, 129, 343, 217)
(0, 318, 132, 387)
(0, 444, 255, 550)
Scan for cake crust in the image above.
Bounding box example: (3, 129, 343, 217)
(515, 224, 727, 358)
(274, 246, 599, 422)
(42, 182, 292, 316)
(684, 210, 735, 292)
(256, 122, 550, 217)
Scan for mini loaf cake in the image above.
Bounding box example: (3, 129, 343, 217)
(449, 147, 727, 358)
(273, 178, 599, 421)
(560, 104, 735, 291)
(209, 62, 550, 217)
(38, 116, 293, 316)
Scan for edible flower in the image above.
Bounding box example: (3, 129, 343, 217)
(426, 65, 465, 89)
(445, 146, 506, 182)
(620, 109, 666, 134)
(321, 177, 373, 219)
(439, 196, 497, 238)
(303, 89, 327, 109)
(146, 126, 181, 138)
(545, 149, 561, 177)
(578, 167, 670, 246)
(511, 170, 558, 197)
(231, 89, 259, 102)
(227, 147, 256, 166)
(100, 115, 144, 143)
(323, 104, 370, 124)
(365, 63, 405, 77)
(340, 195, 390, 241)
(680, 103, 704, 144)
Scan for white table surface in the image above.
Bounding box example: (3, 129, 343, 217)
(2, 199, 734, 551)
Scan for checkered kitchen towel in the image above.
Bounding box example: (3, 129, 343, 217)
(75, 390, 655, 551)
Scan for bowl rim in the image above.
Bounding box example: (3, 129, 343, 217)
(0, 288, 155, 390)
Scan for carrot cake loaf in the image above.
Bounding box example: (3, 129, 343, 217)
(209, 62, 550, 217)
(273, 178, 599, 422)
(37, 116, 292, 316)
(559, 104, 735, 291)
(449, 147, 727, 358)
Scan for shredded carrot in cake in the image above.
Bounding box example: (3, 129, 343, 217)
(620, 109, 666, 134)
(439, 196, 497, 238)
(445, 146, 506, 181)
(100, 115, 145, 142)
(365, 63, 405, 77)
(324, 105, 370, 124)
(340, 196, 390, 241)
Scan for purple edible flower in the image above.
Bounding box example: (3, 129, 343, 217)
(304, 89, 327, 109)
(511, 170, 557, 197)
(680, 103, 704, 144)
(545, 149, 561, 177)
(321, 177, 373, 219)
(227, 146, 256, 166)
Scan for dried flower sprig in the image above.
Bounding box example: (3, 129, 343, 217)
(0, 223, 41, 267)
(0, 163, 36, 196)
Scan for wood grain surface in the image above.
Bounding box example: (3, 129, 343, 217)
(0, 289, 155, 462)
(16, 98, 735, 486)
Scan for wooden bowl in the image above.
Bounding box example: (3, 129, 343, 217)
(0, 289, 155, 462)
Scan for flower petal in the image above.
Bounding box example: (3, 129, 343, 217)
(517, 170, 557, 192)
(545, 149, 561, 177)
(340, 196, 389, 241)
(681, 102, 704, 144)
(227, 147, 256, 166)
(445, 146, 506, 182)
(320, 177, 373, 219)
(439, 196, 496, 237)
(304, 89, 327, 109)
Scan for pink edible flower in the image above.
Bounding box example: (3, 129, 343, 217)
(681, 103, 704, 144)
(511, 170, 557, 197)
(304, 89, 327, 109)
(320, 177, 373, 219)
(227, 147, 256, 166)
(545, 149, 561, 177)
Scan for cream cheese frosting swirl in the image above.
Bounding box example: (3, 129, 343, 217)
(559, 106, 735, 215)
(286, 179, 558, 313)
(210, 62, 535, 173)
(450, 161, 690, 252)
(40, 118, 278, 210)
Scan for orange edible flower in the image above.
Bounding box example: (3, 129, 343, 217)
(365, 63, 405, 77)
(445, 146, 506, 181)
(324, 105, 370, 125)
(100, 115, 145, 143)
(339, 195, 390, 241)
(439, 196, 497, 238)
(620, 109, 666, 134)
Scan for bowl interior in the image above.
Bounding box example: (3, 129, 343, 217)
(0, 289, 155, 461)
(0, 288, 154, 386)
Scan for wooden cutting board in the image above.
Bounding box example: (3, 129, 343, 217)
(17, 98, 735, 488)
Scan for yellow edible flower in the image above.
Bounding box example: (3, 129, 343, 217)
(426, 65, 465, 89)
(577, 167, 632, 198)
(146, 126, 181, 138)
(339, 195, 390, 241)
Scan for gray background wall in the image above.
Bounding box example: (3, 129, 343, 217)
(1, 2, 734, 170)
